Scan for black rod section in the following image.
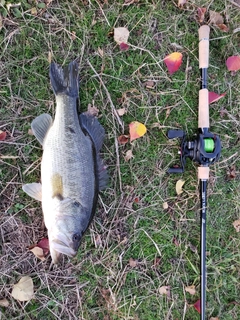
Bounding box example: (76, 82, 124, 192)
(201, 68, 208, 89)
(200, 178, 207, 320)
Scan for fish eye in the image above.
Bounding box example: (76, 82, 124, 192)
(72, 233, 81, 243)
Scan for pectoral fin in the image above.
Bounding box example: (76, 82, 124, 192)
(22, 183, 42, 201)
(31, 113, 53, 146)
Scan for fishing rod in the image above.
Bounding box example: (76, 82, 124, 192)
(167, 25, 221, 319)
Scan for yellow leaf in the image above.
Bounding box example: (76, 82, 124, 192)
(11, 276, 34, 302)
(185, 285, 196, 295)
(176, 179, 185, 195)
(129, 121, 147, 142)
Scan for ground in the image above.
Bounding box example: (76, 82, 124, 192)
(0, 1, 240, 319)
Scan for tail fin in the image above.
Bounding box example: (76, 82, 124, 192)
(49, 61, 79, 97)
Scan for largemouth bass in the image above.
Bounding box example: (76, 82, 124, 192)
(23, 61, 108, 264)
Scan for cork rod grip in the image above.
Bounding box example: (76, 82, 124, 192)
(198, 25, 210, 69)
(198, 88, 209, 128)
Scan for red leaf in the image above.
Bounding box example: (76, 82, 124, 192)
(226, 56, 240, 71)
(119, 42, 129, 51)
(0, 131, 7, 141)
(37, 238, 49, 255)
(193, 299, 201, 314)
(164, 52, 183, 75)
(209, 91, 226, 104)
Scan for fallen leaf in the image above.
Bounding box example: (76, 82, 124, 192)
(210, 317, 219, 320)
(114, 27, 129, 45)
(197, 7, 206, 23)
(227, 165, 236, 180)
(176, 179, 185, 195)
(152, 257, 161, 267)
(98, 47, 104, 57)
(226, 56, 240, 71)
(159, 286, 171, 298)
(117, 108, 126, 116)
(118, 135, 129, 145)
(129, 121, 147, 142)
(233, 219, 240, 232)
(172, 237, 180, 246)
(0, 130, 7, 141)
(29, 246, 46, 261)
(124, 149, 134, 161)
(193, 299, 201, 314)
(119, 42, 130, 51)
(31, 7, 37, 15)
(164, 52, 183, 75)
(129, 258, 138, 267)
(11, 276, 34, 302)
(217, 24, 229, 32)
(94, 234, 103, 247)
(178, 0, 187, 6)
(144, 80, 155, 89)
(162, 202, 168, 210)
(0, 298, 9, 307)
(185, 285, 196, 295)
(209, 91, 226, 104)
(87, 104, 99, 117)
(37, 238, 49, 255)
(209, 10, 224, 25)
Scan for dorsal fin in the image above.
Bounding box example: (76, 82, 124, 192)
(79, 113, 108, 190)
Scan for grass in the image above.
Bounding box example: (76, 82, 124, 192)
(0, 0, 240, 319)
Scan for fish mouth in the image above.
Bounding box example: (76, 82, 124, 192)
(50, 233, 77, 263)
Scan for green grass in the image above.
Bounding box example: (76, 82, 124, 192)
(0, 0, 240, 319)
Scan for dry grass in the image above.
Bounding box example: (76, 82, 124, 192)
(1, 0, 240, 319)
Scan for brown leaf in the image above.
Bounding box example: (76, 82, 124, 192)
(87, 104, 99, 117)
(197, 7, 207, 23)
(0, 298, 9, 307)
(159, 286, 171, 298)
(152, 257, 161, 267)
(129, 258, 138, 267)
(210, 317, 219, 320)
(217, 24, 229, 32)
(124, 149, 134, 162)
(185, 285, 196, 295)
(172, 237, 180, 246)
(227, 165, 236, 179)
(143, 80, 155, 89)
(94, 234, 103, 247)
(118, 135, 129, 145)
(233, 219, 240, 232)
(209, 10, 224, 25)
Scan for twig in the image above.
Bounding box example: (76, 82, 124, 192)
(228, 0, 240, 8)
